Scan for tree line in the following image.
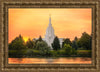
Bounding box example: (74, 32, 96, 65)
(9, 32, 92, 58)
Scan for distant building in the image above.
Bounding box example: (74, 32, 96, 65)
(33, 15, 63, 49)
(44, 15, 63, 49)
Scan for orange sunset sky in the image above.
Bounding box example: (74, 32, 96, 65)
(9, 8, 92, 43)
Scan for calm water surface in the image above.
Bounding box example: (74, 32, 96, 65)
(8, 57, 91, 64)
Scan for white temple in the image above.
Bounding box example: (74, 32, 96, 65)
(33, 15, 63, 49)
(44, 15, 63, 49)
(44, 15, 55, 49)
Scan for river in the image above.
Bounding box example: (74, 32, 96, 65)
(8, 57, 91, 64)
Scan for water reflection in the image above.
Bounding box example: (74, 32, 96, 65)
(8, 57, 91, 64)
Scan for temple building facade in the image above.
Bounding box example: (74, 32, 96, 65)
(43, 16, 63, 49)
(44, 16, 55, 49)
(33, 15, 63, 49)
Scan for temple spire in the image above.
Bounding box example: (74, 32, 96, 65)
(45, 14, 55, 49)
(49, 14, 51, 25)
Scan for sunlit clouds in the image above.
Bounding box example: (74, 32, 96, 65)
(9, 8, 92, 43)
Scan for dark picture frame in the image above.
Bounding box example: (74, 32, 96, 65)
(0, 0, 100, 72)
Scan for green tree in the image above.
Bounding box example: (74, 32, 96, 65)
(77, 32, 92, 50)
(38, 36, 43, 41)
(9, 35, 27, 57)
(26, 38, 35, 49)
(63, 44, 72, 55)
(72, 37, 78, 50)
(34, 36, 43, 49)
(36, 41, 51, 56)
(52, 36, 60, 50)
(9, 34, 26, 50)
(62, 38, 72, 48)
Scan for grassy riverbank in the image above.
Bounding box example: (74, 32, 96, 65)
(9, 49, 91, 58)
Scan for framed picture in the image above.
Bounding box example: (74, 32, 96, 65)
(0, 0, 100, 72)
